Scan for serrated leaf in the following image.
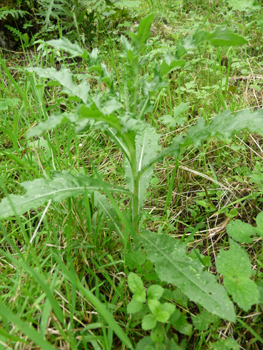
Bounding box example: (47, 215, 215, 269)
(147, 285, 164, 301)
(128, 272, 144, 295)
(142, 314, 157, 330)
(26, 66, 90, 104)
(207, 26, 247, 47)
(135, 337, 155, 350)
(140, 231, 236, 322)
(216, 239, 259, 311)
(129, 14, 154, 52)
(226, 220, 255, 243)
(47, 37, 88, 59)
(0, 171, 114, 219)
(127, 299, 143, 313)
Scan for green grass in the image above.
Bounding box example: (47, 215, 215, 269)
(0, 0, 263, 349)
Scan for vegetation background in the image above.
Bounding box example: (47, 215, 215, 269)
(0, 0, 263, 349)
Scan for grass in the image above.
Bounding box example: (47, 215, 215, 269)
(0, 0, 263, 349)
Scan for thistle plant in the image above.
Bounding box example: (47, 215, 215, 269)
(0, 14, 263, 348)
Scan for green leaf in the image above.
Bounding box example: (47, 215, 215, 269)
(140, 231, 236, 322)
(134, 289, 146, 303)
(161, 303, 175, 317)
(127, 299, 143, 313)
(47, 37, 88, 59)
(210, 338, 239, 350)
(135, 337, 155, 350)
(136, 127, 161, 211)
(142, 314, 157, 330)
(0, 171, 126, 219)
(140, 109, 263, 175)
(255, 211, 263, 237)
(125, 251, 147, 270)
(226, 220, 255, 243)
(27, 113, 78, 138)
(156, 310, 170, 323)
(159, 52, 185, 78)
(192, 310, 219, 331)
(78, 99, 123, 128)
(26, 66, 90, 104)
(160, 102, 189, 127)
(170, 309, 193, 336)
(114, 1, 141, 8)
(207, 26, 247, 47)
(216, 239, 259, 311)
(150, 324, 164, 343)
(147, 285, 164, 301)
(228, 0, 258, 12)
(129, 14, 154, 52)
(128, 272, 144, 294)
(148, 299, 161, 315)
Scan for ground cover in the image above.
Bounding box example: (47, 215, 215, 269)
(0, 0, 263, 349)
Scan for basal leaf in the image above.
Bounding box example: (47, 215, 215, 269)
(26, 66, 90, 103)
(129, 14, 154, 53)
(47, 37, 88, 59)
(0, 171, 127, 219)
(216, 239, 259, 311)
(140, 231, 236, 322)
(207, 26, 247, 47)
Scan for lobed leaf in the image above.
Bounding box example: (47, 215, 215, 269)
(0, 171, 128, 219)
(47, 37, 88, 59)
(140, 109, 263, 175)
(26, 66, 90, 103)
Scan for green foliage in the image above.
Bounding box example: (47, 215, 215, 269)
(127, 273, 176, 347)
(0, 7, 28, 20)
(216, 239, 259, 311)
(0, 13, 262, 348)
